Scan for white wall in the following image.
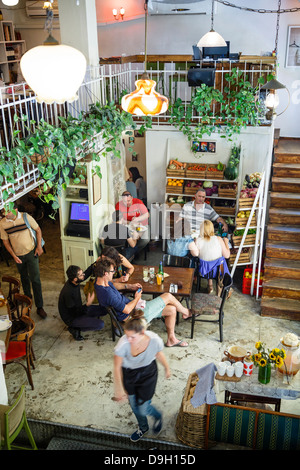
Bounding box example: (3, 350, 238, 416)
(145, 126, 273, 206)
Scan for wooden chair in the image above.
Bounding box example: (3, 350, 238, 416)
(10, 294, 33, 340)
(163, 254, 192, 324)
(4, 316, 35, 390)
(190, 273, 233, 342)
(1, 276, 21, 318)
(105, 306, 124, 342)
(0, 385, 37, 450)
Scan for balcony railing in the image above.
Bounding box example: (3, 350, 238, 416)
(0, 56, 274, 207)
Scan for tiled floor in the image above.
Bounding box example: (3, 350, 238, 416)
(1, 217, 300, 449)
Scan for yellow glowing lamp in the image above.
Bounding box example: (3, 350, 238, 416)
(121, 75, 169, 116)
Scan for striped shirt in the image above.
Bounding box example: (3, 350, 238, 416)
(179, 201, 219, 231)
(0, 212, 38, 256)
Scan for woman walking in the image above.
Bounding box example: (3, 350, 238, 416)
(113, 309, 170, 442)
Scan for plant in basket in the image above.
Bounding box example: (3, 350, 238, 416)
(252, 342, 286, 384)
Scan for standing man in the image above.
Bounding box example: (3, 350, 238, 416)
(58, 264, 107, 341)
(115, 191, 150, 252)
(0, 203, 47, 319)
(178, 188, 228, 234)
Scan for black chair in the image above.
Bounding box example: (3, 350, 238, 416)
(163, 254, 192, 324)
(190, 272, 232, 342)
(105, 306, 124, 342)
(196, 256, 229, 293)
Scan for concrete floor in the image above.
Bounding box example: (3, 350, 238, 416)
(1, 217, 300, 448)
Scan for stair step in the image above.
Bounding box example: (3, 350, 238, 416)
(267, 224, 300, 242)
(268, 207, 300, 225)
(273, 163, 300, 178)
(270, 192, 300, 208)
(262, 278, 300, 300)
(264, 257, 300, 280)
(260, 297, 300, 321)
(272, 177, 300, 193)
(274, 138, 300, 163)
(266, 241, 300, 260)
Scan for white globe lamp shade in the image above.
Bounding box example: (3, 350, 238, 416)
(197, 30, 227, 48)
(20, 44, 87, 104)
(2, 0, 19, 5)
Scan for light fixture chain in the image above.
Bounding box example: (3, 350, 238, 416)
(274, 0, 281, 55)
(211, 0, 214, 31)
(215, 0, 300, 14)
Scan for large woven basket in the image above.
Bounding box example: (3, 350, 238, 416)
(175, 372, 207, 448)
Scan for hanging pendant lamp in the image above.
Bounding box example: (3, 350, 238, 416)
(197, 0, 226, 48)
(20, 7, 86, 104)
(121, 0, 168, 116)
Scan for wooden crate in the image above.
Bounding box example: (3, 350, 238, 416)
(232, 234, 257, 246)
(238, 198, 257, 209)
(213, 203, 236, 216)
(166, 163, 187, 177)
(175, 372, 207, 449)
(206, 164, 225, 179)
(235, 213, 257, 227)
(186, 164, 207, 179)
(184, 182, 203, 195)
(166, 185, 184, 194)
(218, 184, 237, 198)
(229, 248, 252, 265)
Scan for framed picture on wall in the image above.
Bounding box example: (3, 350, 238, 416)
(285, 25, 300, 68)
(192, 140, 216, 153)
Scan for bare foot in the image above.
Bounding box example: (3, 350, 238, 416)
(182, 310, 192, 320)
(165, 339, 189, 348)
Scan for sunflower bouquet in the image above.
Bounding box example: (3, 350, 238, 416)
(252, 342, 286, 368)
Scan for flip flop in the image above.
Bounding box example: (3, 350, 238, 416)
(165, 340, 189, 348)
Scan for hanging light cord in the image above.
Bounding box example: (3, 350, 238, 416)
(210, 0, 215, 31)
(144, 0, 148, 74)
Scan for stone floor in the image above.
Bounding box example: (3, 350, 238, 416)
(1, 217, 300, 449)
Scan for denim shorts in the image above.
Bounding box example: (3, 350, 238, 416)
(143, 296, 166, 323)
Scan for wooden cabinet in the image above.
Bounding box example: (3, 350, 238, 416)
(0, 21, 26, 83)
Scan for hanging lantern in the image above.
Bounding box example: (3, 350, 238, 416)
(2, 1, 19, 5)
(20, 6, 86, 104)
(197, 0, 226, 48)
(121, 0, 168, 116)
(20, 43, 86, 104)
(121, 75, 168, 116)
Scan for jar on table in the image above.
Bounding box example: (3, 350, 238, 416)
(277, 332, 300, 378)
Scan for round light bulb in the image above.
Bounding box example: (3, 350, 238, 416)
(2, 0, 19, 5)
(265, 91, 279, 109)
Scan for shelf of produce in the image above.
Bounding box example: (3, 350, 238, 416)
(166, 192, 236, 200)
(166, 177, 238, 183)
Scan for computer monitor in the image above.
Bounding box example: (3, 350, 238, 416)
(192, 45, 202, 61)
(202, 41, 230, 60)
(187, 68, 216, 87)
(69, 202, 90, 223)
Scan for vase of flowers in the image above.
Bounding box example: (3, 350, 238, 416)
(252, 342, 286, 384)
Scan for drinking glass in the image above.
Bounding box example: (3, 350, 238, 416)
(143, 267, 149, 282)
(149, 267, 155, 284)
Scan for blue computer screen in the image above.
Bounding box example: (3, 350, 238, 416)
(70, 202, 90, 222)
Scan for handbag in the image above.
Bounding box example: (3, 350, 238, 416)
(216, 262, 232, 299)
(83, 277, 99, 304)
(23, 212, 45, 248)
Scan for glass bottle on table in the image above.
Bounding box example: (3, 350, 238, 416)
(158, 261, 164, 283)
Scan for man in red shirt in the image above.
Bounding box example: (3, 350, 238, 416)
(115, 191, 149, 252)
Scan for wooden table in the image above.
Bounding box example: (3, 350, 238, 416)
(125, 264, 194, 302)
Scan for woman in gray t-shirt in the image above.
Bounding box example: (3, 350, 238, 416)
(114, 309, 170, 442)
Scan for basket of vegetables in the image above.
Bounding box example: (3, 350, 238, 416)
(229, 247, 252, 265)
(218, 183, 238, 198)
(186, 163, 207, 178)
(235, 210, 257, 227)
(202, 181, 218, 197)
(213, 199, 236, 215)
(166, 178, 184, 194)
(206, 162, 225, 179)
(184, 180, 203, 194)
(232, 228, 257, 246)
(166, 160, 187, 176)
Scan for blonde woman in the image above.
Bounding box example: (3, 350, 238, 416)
(113, 309, 170, 442)
(189, 220, 230, 293)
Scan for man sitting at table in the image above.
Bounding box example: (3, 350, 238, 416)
(101, 210, 139, 260)
(58, 263, 107, 341)
(94, 259, 190, 348)
(115, 191, 149, 252)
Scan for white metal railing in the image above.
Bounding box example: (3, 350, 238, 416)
(0, 60, 273, 208)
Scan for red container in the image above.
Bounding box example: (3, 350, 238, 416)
(242, 268, 263, 296)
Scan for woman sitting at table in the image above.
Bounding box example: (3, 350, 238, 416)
(101, 210, 139, 260)
(100, 246, 135, 288)
(188, 220, 230, 294)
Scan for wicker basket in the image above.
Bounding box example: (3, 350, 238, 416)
(175, 372, 208, 449)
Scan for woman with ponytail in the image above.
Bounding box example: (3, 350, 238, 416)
(113, 309, 170, 442)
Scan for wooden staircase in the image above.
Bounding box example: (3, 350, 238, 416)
(261, 137, 300, 321)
